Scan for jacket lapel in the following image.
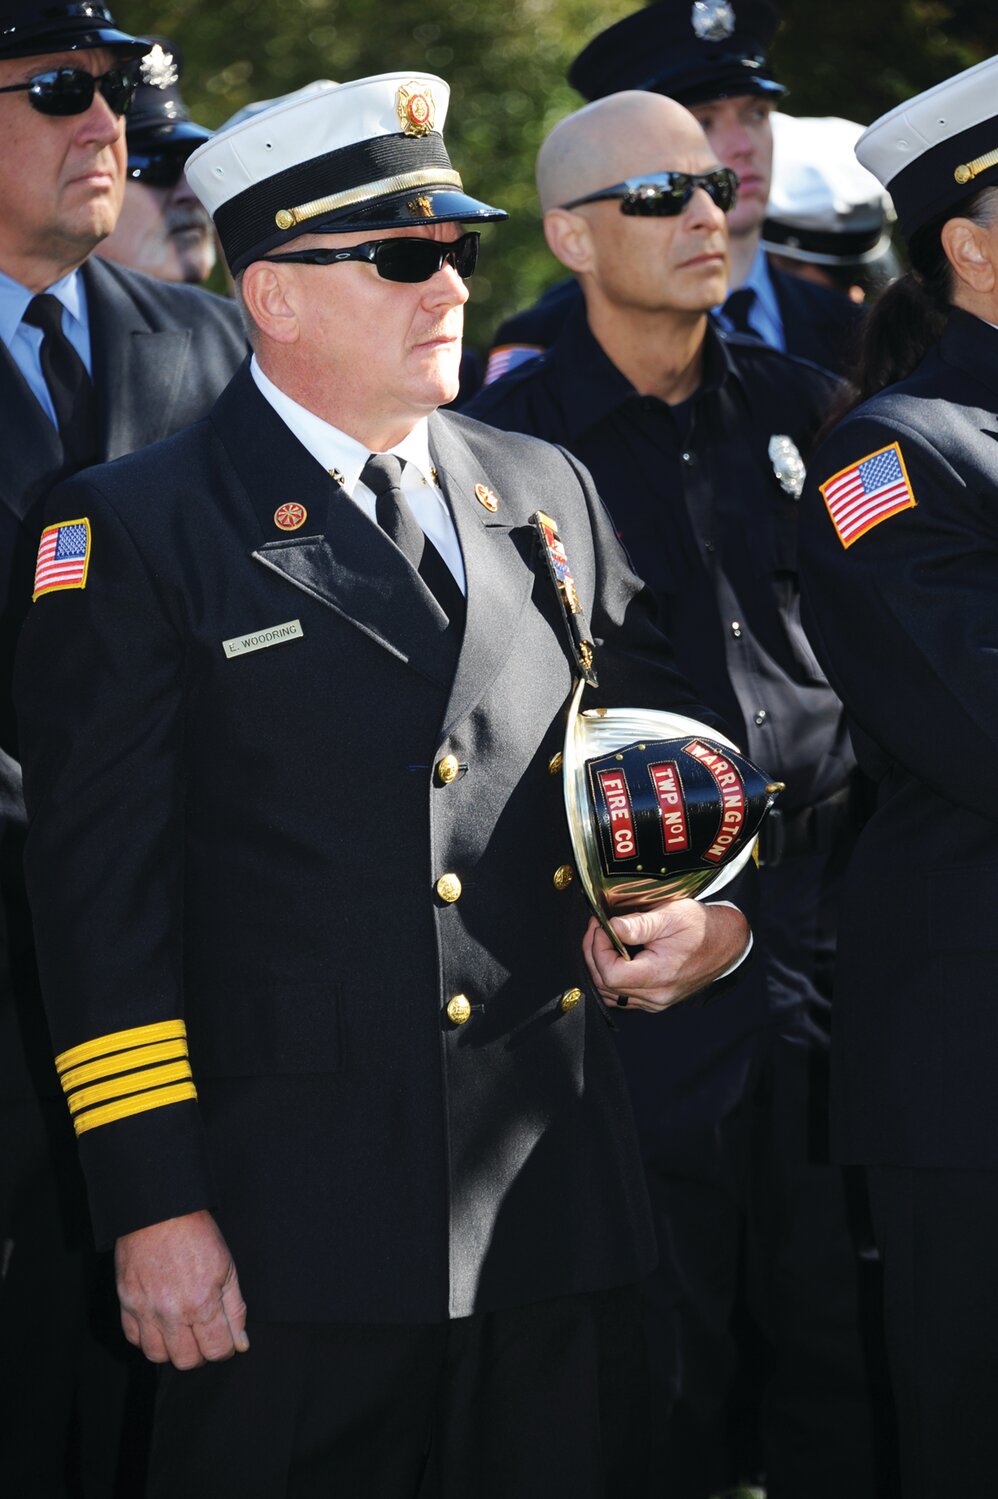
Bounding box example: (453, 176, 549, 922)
(84, 258, 193, 460)
(211, 369, 457, 687)
(429, 413, 536, 736)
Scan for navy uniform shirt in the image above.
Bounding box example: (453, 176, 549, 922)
(467, 305, 852, 818)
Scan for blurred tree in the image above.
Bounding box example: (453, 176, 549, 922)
(113, 0, 991, 354)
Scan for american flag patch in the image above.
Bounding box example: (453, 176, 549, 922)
(820, 442, 916, 549)
(33, 518, 91, 601)
(483, 343, 544, 385)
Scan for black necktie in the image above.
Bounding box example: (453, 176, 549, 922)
(723, 286, 758, 338)
(360, 453, 465, 632)
(23, 293, 99, 469)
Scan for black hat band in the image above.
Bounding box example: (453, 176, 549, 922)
(763, 219, 889, 263)
(215, 130, 457, 269)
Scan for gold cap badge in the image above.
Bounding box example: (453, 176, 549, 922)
(274, 502, 308, 531)
(397, 82, 435, 137)
(474, 483, 499, 513)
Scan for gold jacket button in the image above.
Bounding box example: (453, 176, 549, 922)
(559, 987, 583, 1014)
(436, 873, 462, 903)
(548, 751, 563, 775)
(446, 993, 472, 1025)
(552, 864, 574, 891)
(436, 754, 459, 785)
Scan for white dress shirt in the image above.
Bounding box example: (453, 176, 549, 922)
(250, 356, 466, 593)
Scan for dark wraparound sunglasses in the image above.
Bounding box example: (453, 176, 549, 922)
(262, 231, 480, 283)
(561, 168, 739, 216)
(0, 61, 140, 118)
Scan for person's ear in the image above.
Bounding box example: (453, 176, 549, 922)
(942, 214, 997, 296)
(544, 208, 597, 276)
(240, 260, 302, 345)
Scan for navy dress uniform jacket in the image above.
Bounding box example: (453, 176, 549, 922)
(799, 307, 998, 1169)
(14, 364, 717, 1326)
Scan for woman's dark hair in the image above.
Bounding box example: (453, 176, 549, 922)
(822, 184, 998, 429)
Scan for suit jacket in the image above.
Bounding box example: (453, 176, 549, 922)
(800, 308, 998, 1168)
(14, 367, 718, 1324)
(0, 258, 245, 1103)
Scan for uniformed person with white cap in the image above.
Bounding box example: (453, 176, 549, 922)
(13, 69, 749, 1497)
(800, 53, 998, 1498)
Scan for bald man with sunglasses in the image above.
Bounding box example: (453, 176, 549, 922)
(0, 5, 244, 1492)
(467, 91, 880, 1499)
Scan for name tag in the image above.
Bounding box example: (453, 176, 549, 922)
(223, 619, 303, 658)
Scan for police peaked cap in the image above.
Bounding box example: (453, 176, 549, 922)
(856, 55, 998, 239)
(569, 0, 785, 106)
(186, 73, 507, 276)
(0, 2, 146, 59)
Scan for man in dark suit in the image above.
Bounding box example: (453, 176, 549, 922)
(484, 0, 864, 385)
(14, 68, 750, 1498)
(0, 4, 245, 1491)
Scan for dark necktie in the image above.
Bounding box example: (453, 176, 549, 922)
(723, 286, 758, 338)
(23, 293, 99, 469)
(360, 452, 465, 632)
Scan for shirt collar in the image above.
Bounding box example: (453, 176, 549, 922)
(249, 355, 433, 491)
(741, 243, 781, 331)
(0, 265, 85, 352)
(546, 299, 741, 440)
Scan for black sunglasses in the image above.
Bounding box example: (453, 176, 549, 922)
(127, 150, 195, 188)
(262, 231, 480, 284)
(561, 168, 739, 217)
(0, 61, 140, 118)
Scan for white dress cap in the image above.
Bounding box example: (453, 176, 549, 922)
(855, 54, 998, 237)
(762, 113, 894, 265)
(184, 72, 505, 273)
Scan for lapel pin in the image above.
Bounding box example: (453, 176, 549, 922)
(474, 482, 499, 513)
(274, 502, 308, 531)
(328, 467, 346, 486)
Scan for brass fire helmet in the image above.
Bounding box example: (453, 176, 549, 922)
(563, 680, 784, 957)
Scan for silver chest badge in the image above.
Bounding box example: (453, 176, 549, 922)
(769, 435, 806, 499)
(691, 0, 737, 41)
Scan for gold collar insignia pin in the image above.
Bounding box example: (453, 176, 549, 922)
(274, 502, 308, 531)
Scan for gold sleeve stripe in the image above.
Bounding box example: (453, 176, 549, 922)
(73, 1082, 197, 1137)
(67, 1060, 194, 1115)
(60, 1039, 189, 1094)
(56, 1020, 187, 1074)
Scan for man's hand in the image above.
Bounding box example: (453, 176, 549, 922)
(115, 1209, 249, 1370)
(582, 899, 750, 1013)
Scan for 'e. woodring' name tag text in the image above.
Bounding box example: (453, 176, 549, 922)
(222, 619, 303, 658)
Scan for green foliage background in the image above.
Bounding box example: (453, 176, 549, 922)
(111, 0, 992, 354)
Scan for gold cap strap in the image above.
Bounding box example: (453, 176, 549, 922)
(954, 147, 998, 185)
(275, 169, 464, 230)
